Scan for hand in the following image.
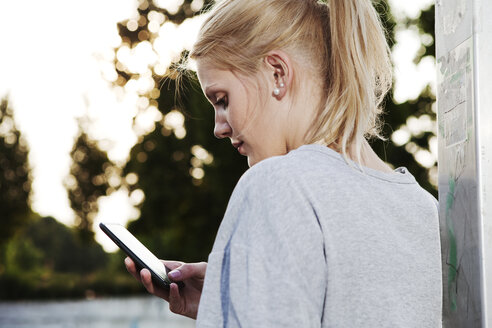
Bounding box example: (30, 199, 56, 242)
(125, 257, 207, 319)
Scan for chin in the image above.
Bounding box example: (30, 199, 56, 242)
(246, 154, 266, 167)
(247, 155, 260, 167)
(247, 157, 255, 167)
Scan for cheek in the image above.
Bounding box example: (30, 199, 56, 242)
(229, 94, 253, 131)
(230, 78, 269, 136)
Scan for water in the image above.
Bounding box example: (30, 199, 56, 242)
(0, 296, 195, 328)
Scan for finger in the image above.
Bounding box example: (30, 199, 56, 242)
(140, 268, 170, 301)
(163, 260, 184, 271)
(168, 283, 184, 314)
(125, 257, 141, 282)
(140, 269, 155, 294)
(168, 262, 207, 281)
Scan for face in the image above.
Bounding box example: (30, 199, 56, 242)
(196, 60, 289, 167)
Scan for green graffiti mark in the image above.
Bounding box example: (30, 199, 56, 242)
(445, 176, 458, 311)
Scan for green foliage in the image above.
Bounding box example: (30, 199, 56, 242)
(372, 4, 437, 198)
(372, 86, 437, 197)
(115, 0, 213, 87)
(66, 129, 113, 241)
(0, 216, 141, 299)
(0, 97, 32, 247)
(406, 4, 435, 61)
(5, 238, 44, 273)
(2, 217, 108, 275)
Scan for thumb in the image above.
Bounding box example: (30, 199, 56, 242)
(168, 262, 207, 281)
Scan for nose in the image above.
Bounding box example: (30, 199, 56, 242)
(214, 111, 232, 139)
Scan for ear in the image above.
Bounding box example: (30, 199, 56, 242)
(263, 50, 293, 99)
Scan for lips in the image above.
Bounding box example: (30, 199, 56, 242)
(232, 141, 246, 155)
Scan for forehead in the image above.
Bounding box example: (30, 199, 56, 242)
(196, 60, 240, 97)
(196, 59, 264, 102)
(196, 61, 230, 86)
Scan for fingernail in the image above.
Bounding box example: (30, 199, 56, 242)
(168, 270, 181, 279)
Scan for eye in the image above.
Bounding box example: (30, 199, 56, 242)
(214, 96, 228, 110)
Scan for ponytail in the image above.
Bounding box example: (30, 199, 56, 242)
(309, 0, 392, 164)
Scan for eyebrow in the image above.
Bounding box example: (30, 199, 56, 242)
(204, 91, 214, 102)
(204, 84, 218, 101)
(206, 84, 229, 103)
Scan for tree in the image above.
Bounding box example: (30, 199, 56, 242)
(0, 97, 32, 247)
(0, 216, 117, 300)
(65, 127, 113, 241)
(4, 216, 108, 274)
(371, 4, 437, 197)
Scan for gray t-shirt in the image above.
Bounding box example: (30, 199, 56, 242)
(196, 144, 442, 327)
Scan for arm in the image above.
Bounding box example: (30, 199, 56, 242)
(125, 258, 206, 319)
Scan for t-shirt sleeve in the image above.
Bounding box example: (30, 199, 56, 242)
(202, 163, 327, 327)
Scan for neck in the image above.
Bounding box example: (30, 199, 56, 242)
(325, 139, 392, 173)
(349, 140, 393, 173)
(284, 81, 324, 152)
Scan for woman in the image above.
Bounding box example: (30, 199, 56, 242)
(126, 0, 442, 326)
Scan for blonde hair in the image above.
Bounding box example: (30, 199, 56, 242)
(189, 0, 392, 163)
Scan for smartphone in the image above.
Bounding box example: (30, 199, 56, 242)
(99, 222, 184, 290)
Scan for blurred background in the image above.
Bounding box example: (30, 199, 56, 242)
(0, 0, 435, 326)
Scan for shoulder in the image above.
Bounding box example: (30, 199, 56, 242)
(222, 146, 334, 230)
(228, 154, 305, 213)
(236, 154, 299, 191)
(217, 147, 326, 252)
(221, 145, 343, 233)
(235, 144, 344, 194)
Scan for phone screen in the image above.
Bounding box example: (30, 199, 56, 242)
(99, 223, 171, 286)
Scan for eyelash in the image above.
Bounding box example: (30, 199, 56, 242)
(214, 97, 227, 109)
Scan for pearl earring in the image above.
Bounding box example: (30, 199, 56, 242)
(279, 82, 285, 88)
(273, 87, 280, 96)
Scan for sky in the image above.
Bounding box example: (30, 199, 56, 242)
(0, 0, 434, 251)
